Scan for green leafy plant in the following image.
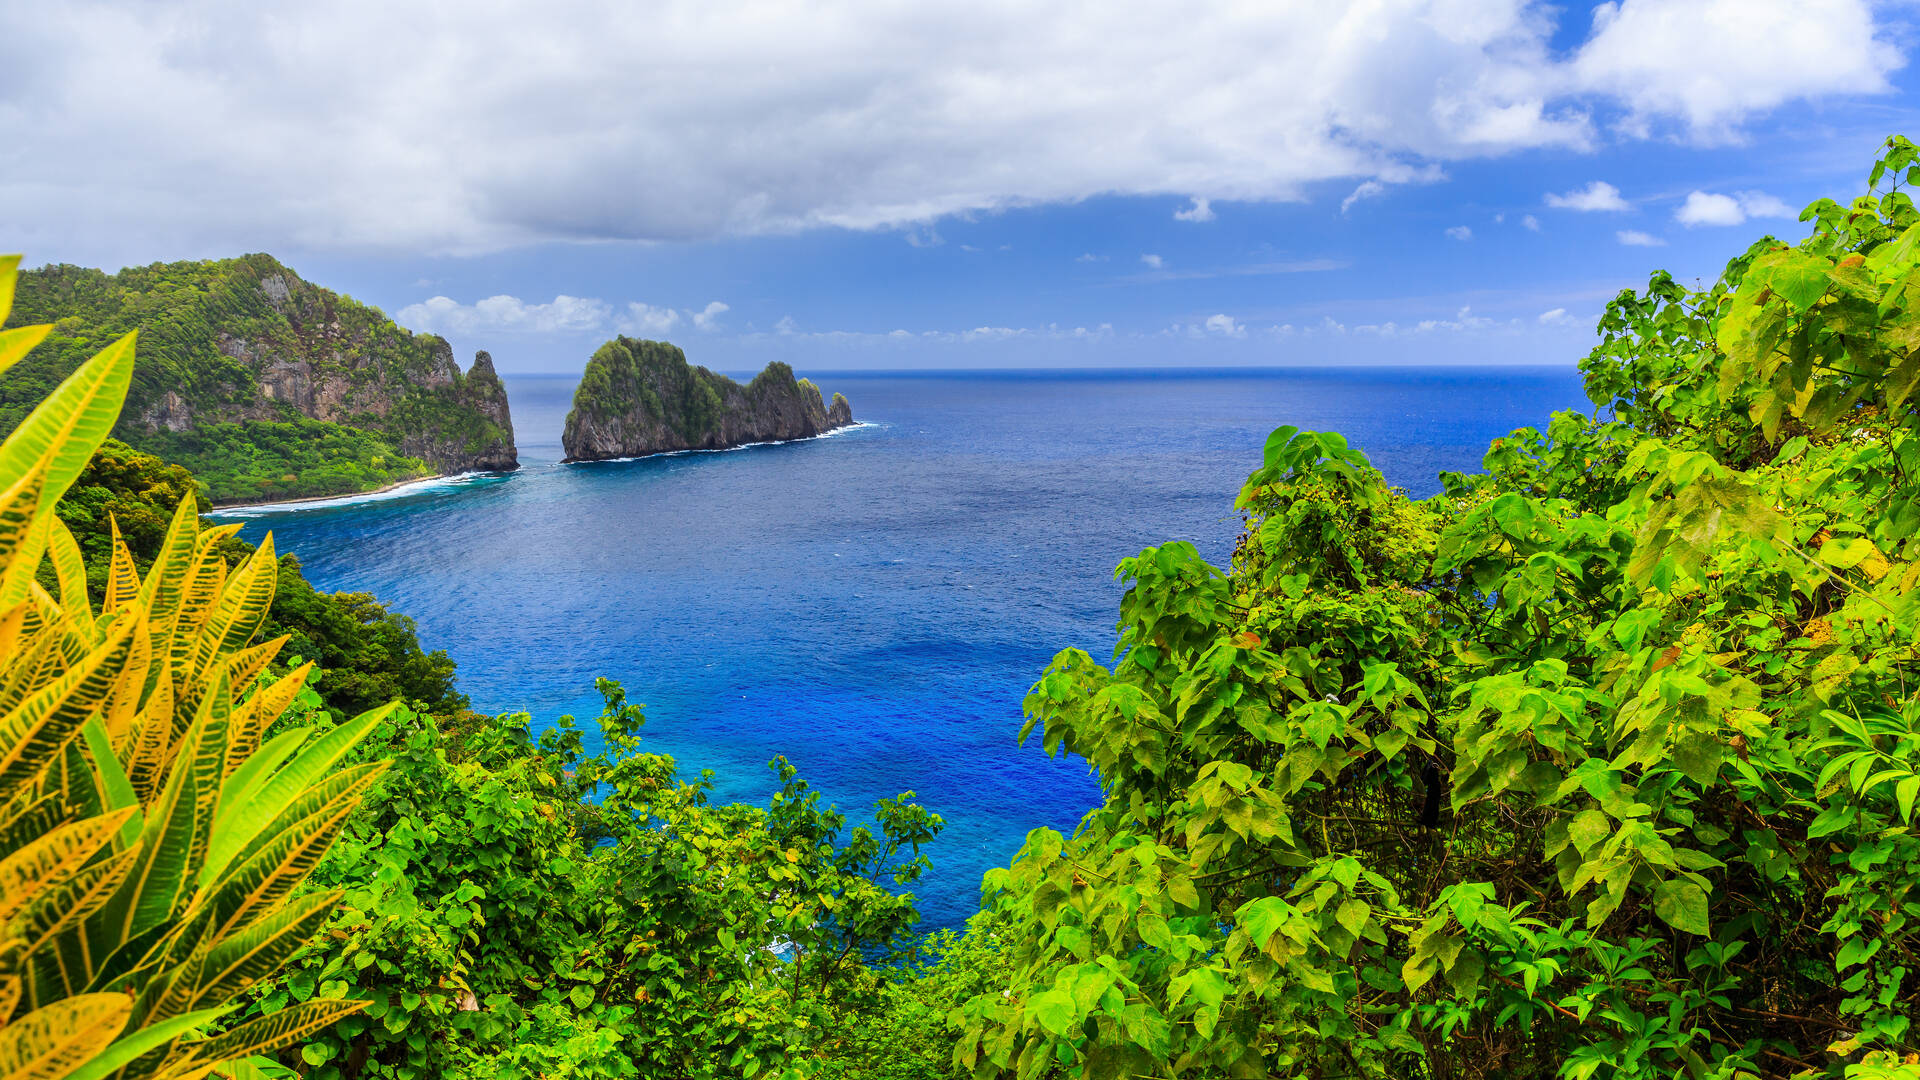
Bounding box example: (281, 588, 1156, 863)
(0, 254, 391, 1078)
(956, 138, 1920, 1080)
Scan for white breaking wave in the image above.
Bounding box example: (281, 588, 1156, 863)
(211, 471, 510, 517)
(567, 420, 882, 465)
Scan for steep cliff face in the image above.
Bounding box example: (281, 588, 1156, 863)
(561, 338, 855, 462)
(1, 254, 518, 501)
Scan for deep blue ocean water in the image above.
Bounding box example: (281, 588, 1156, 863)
(217, 367, 1588, 929)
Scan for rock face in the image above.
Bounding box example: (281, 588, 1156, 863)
(2, 254, 518, 477)
(561, 338, 854, 462)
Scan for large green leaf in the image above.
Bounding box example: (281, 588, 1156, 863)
(0, 332, 137, 610)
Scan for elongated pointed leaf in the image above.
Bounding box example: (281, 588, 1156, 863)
(0, 994, 131, 1080)
(0, 807, 134, 924)
(102, 519, 140, 617)
(223, 662, 307, 779)
(204, 770, 379, 937)
(62, 1004, 234, 1080)
(45, 519, 91, 637)
(0, 324, 50, 381)
(214, 726, 309, 827)
(106, 675, 230, 954)
(205, 704, 391, 879)
(81, 717, 142, 847)
(175, 891, 337, 1018)
(0, 617, 135, 803)
(0, 332, 137, 610)
(178, 999, 363, 1066)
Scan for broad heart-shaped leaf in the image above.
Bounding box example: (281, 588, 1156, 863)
(1653, 879, 1710, 935)
(0, 993, 132, 1080)
(1763, 250, 1836, 313)
(0, 332, 137, 610)
(1029, 989, 1077, 1036)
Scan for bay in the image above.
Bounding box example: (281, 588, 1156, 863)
(218, 366, 1588, 928)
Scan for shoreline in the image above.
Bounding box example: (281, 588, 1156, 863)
(560, 419, 871, 465)
(208, 472, 451, 513)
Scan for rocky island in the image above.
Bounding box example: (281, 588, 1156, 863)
(561, 337, 853, 462)
(0, 254, 517, 503)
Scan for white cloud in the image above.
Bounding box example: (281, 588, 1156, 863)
(1538, 307, 1573, 325)
(692, 301, 730, 331)
(1340, 180, 1385, 214)
(1734, 190, 1796, 219)
(1674, 191, 1744, 226)
(396, 294, 610, 335)
(904, 227, 943, 247)
(1202, 313, 1246, 338)
(1571, 0, 1901, 138)
(1522, 214, 1541, 231)
(1446, 225, 1473, 241)
(1674, 188, 1798, 226)
(1545, 180, 1630, 212)
(615, 303, 682, 336)
(1173, 196, 1216, 222)
(1617, 229, 1666, 246)
(1075, 253, 1106, 263)
(1140, 253, 1165, 269)
(0, 0, 1900, 259)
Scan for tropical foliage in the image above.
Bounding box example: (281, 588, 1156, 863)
(51, 439, 462, 719)
(248, 678, 944, 1080)
(0, 255, 389, 1078)
(954, 138, 1920, 1079)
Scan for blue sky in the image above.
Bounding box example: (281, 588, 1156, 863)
(6, 1, 1919, 374)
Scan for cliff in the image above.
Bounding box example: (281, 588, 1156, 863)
(561, 338, 854, 462)
(0, 254, 517, 502)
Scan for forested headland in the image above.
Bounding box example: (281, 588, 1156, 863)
(0, 254, 517, 504)
(563, 337, 854, 462)
(1, 137, 1918, 1080)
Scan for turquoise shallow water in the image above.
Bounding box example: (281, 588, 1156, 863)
(217, 367, 1588, 928)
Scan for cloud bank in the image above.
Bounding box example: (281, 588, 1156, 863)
(0, 0, 1902, 258)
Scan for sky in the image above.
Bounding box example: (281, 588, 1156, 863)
(4, 0, 1919, 374)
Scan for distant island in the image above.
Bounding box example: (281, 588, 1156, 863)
(561, 337, 853, 462)
(0, 254, 517, 504)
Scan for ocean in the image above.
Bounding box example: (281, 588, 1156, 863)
(217, 367, 1590, 929)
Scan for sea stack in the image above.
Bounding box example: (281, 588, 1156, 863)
(561, 338, 854, 462)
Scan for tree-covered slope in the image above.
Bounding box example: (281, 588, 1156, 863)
(953, 138, 1920, 1080)
(0, 254, 517, 503)
(562, 337, 853, 461)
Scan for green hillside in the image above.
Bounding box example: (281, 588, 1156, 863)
(0, 253, 516, 502)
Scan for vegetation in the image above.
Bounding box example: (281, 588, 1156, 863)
(142, 419, 432, 506)
(952, 137, 1920, 1079)
(0, 254, 514, 504)
(0, 254, 390, 1078)
(52, 439, 463, 719)
(257, 681, 944, 1080)
(570, 338, 730, 445)
(562, 340, 849, 460)
(23, 135, 1920, 1080)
